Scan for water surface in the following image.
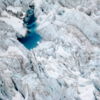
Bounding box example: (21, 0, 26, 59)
(18, 8, 42, 50)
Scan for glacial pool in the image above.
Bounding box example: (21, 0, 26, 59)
(18, 23, 42, 50)
(18, 7, 42, 50)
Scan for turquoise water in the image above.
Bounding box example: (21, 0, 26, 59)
(18, 23, 42, 50)
(18, 8, 42, 50)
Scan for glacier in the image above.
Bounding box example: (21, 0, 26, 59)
(0, 0, 100, 100)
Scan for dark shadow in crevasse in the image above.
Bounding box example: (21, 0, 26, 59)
(18, 5, 42, 50)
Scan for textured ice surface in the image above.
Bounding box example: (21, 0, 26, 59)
(0, 0, 100, 100)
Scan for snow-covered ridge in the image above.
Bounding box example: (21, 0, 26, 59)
(0, 10, 27, 37)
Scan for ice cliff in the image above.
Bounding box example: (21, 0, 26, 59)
(0, 0, 100, 100)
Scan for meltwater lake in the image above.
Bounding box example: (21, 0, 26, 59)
(18, 7, 42, 50)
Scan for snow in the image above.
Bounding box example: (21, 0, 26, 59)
(0, 0, 100, 100)
(78, 85, 95, 100)
(7, 6, 22, 14)
(12, 91, 24, 100)
(0, 11, 27, 37)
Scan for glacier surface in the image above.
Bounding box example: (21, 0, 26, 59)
(0, 0, 100, 100)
